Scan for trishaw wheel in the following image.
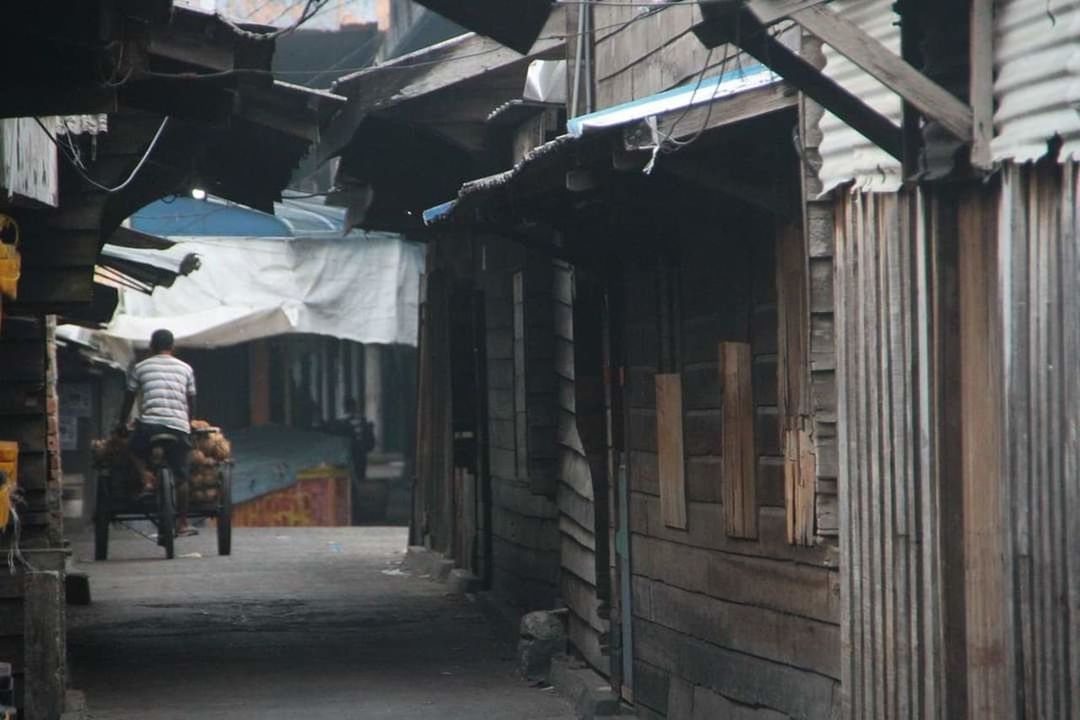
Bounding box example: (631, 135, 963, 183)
(94, 475, 109, 561)
(217, 468, 232, 556)
(158, 468, 176, 560)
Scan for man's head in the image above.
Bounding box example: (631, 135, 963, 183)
(150, 329, 175, 355)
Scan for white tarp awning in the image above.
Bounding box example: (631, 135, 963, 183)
(97, 233, 423, 349)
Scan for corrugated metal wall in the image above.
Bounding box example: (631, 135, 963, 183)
(834, 190, 948, 719)
(817, 0, 1080, 188)
(816, 0, 902, 194)
(997, 161, 1080, 718)
(991, 0, 1080, 162)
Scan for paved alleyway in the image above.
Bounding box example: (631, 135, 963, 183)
(68, 527, 575, 720)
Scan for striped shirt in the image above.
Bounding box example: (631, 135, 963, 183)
(127, 354, 196, 433)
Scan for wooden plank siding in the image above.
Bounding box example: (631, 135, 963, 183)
(834, 167, 1080, 719)
(622, 208, 840, 718)
(477, 237, 563, 612)
(993, 162, 1080, 720)
(835, 188, 968, 719)
(553, 260, 610, 674)
(592, 2, 746, 112)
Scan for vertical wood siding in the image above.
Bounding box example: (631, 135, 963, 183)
(835, 191, 947, 719)
(997, 162, 1080, 719)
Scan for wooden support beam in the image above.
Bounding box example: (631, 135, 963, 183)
(694, 9, 904, 160)
(969, 0, 994, 169)
(772, 4, 973, 142)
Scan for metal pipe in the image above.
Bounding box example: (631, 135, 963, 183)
(570, 0, 586, 117)
(584, 0, 593, 113)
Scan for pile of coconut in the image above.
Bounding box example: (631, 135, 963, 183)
(189, 420, 231, 504)
(92, 420, 232, 502)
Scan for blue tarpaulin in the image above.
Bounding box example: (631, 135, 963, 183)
(226, 425, 353, 504)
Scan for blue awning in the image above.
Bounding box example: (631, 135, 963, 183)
(422, 64, 782, 226)
(566, 63, 776, 137)
(422, 200, 458, 227)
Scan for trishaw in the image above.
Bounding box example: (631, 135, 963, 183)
(94, 426, 232, 560)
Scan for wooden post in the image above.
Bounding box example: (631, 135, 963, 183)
(720, 341, 757, 538)
(248, 340, 271, 427)
(969, 0, 994, 170)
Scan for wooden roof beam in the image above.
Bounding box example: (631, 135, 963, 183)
(695, 8, 903, 160)
(695, 0, 975, 154)
(773, 2, 972, 141)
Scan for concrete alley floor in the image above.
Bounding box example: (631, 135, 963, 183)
(68, 527, 575, 720)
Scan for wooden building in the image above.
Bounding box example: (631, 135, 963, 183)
(331, 0, 1080, 717)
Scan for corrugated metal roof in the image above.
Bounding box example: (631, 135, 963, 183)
(816, 0, 902, 194)
(992, 0, 1080, 162)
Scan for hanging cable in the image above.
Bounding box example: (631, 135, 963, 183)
(33, 117, 169, 195)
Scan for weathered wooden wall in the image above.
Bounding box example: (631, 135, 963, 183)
(554, 260, 612, 674)
(834, 190, 953, 719)
(476, 236, 563, 611)
(992, 161, 1080, 719)
(624, 205, 840, 719)
(591, 3, 731, 111)
(834, 164, 1080, 719)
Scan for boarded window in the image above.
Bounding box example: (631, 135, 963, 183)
(656, 372, 687, 529)
(721, 341, 757, 538)
(513, 271, 529, 480)
(655, 260, 687, 529)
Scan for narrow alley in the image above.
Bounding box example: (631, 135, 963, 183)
(67, 527, 575, 720)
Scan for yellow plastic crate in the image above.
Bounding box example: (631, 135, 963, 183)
(0, 215, 20, 300)
(0, 441, 16, 531)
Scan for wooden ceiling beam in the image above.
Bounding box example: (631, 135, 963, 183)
(772, 2, 972, 141)
(694, 8, 904, 160)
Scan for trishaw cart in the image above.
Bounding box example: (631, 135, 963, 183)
(93, 427, 232, 560)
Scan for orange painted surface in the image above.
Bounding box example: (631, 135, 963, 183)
(232, 466, 351, 527)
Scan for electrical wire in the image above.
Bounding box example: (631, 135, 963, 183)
(34, 117, 170, 195)
(282, 189, 335, 198)
(300, 32, 384, 87)
(266, 0, 332, 37)
(653, 18, 791, 156)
